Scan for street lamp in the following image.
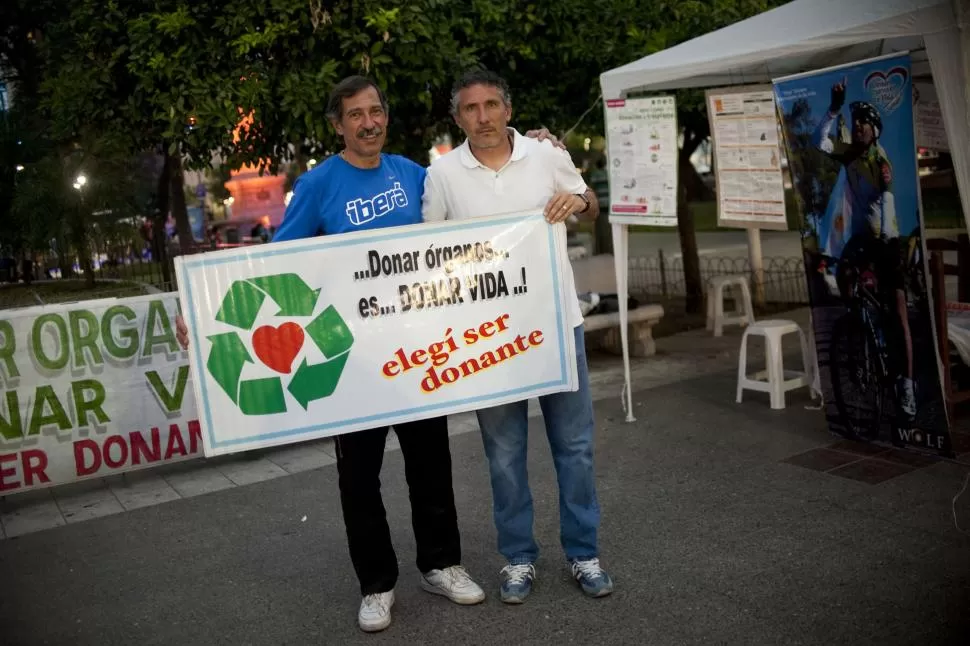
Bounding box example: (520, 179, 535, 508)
(73, 174, 88, 191)
(15, 164, 24, 172)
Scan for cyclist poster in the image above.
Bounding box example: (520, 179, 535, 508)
(773, 52, 952, 456)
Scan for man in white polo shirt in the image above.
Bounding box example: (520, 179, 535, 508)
(422, 69, 612, 604)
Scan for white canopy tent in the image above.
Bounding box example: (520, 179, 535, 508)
(599, 0, 970, 421)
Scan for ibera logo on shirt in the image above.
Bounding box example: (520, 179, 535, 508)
(345, 182, 409, 226)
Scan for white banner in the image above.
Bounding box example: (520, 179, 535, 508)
(707, 85, 788, 230)
(176, 212, 578, 457)
(605, 96, 678, 225)
(0, 294, 200, 493)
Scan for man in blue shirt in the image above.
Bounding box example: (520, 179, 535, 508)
(279, 76, 486, 634)
(176, 75, 560, 632)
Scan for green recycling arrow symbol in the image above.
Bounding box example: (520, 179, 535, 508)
(249, 274, 321, 317)
(206, 332, 252, 405)
(207, 274, 354, 416)
(288, 305, 355, 409)
(288, 353, 350, 410)
(216, 273, 321, 329)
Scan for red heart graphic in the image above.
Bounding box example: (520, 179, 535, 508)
(252, 323, 305, 374)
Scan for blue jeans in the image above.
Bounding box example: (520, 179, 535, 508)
(476, 324, 599, 564)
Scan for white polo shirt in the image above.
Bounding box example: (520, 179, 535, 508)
(422, 128, 588, 327)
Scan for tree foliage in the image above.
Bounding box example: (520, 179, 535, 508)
(3, 0, 789, 293)
(31, 0, 788, 170)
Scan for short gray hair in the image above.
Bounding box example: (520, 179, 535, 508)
(450, 69, 512, 117)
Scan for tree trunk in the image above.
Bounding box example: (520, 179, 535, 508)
(81, 254, 95, 287)
(71, 212, 95, 288)
(56, 234, 72, 280)
(153, 152, 172, 287)
(169, 152, 194, 255)
(20, 250, 33, 286)
(677, 150, 704, 314)
(679, 130, 714, 202)
(594, 210, 613, 255)
(293, 140, 308, 175)
(681, 156, 715, 202)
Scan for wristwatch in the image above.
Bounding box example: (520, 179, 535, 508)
(575, 192, 591, 214)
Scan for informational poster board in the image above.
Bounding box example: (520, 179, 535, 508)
(913, 81, 948, 151)
(604, 96, 678, 226)
(706, 85, 788, 230)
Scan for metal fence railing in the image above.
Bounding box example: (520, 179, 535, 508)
(627, 251, 810, 307)
(28, 240, 192, 294)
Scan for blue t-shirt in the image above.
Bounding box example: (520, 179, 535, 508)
(273, 153, 426, 241)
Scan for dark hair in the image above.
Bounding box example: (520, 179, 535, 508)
(450, 69, 511, 116)
(326, 75, 388, 122)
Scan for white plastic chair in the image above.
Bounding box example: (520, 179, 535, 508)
(736, 319, 812, 410)
(706, 275, 754, 337)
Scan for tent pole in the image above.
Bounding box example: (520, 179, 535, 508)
(747, 227, 766, 307)
(612, 222, 636, 422)
(957, 0, 970, 132)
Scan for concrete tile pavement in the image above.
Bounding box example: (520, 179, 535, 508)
(163, 464, 236, 498)
(0, 490, 66, 538)
(54, 481, 125, 522)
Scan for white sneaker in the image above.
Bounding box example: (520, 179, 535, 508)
(358, 590, 394, 632)
(421, 565, 486, 605)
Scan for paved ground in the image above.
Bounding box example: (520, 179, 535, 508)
(0, 310, 750, 539)
(2, 312, 970, 645)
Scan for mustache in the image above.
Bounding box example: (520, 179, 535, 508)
(357, 126, 383, 138)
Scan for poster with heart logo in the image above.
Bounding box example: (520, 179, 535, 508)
(774, 52, 953, 456)
(175, 211, 577, 456)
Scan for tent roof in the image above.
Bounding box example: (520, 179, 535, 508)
(600, 0, 953, 98)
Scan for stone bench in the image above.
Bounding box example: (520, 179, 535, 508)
(572, 253, 665, 357)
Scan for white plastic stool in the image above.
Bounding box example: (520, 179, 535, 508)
(736, 319, 812, 410)
(706, 275, 754, 337)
